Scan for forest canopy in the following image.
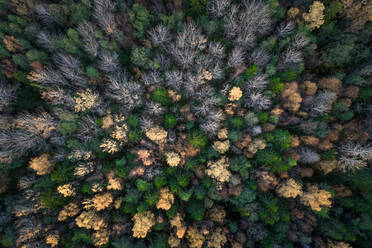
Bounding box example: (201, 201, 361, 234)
(0, 0, 371, 247)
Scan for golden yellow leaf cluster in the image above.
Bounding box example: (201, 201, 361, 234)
(209, 206, 226, 224)
(301, 185, 332, 211)
(29, 154, 54, 176)
(302, 1, 325, 30)
(132, 211, 156, 238)
(100, 138, 119, 154)
(213, 140, 230, 154)
(165, 151, 181, 167)
(217, 128, 228, 140)
(92, 229, 110, 247)
(57, 183, 76, 197)
(207, 227, 228, 248)
(75, 211, 107, 231)
(84, 193, 113, 211)
(156, 187, 174, 210)
(198, 69, 213, 83)
(206, 157, 231, 189)
(317, 159, 339, 175)
(170, 213, 187, 239)
(106, 171, 122, 191)
(74, 89, 98, 112)
(228, 86, 243, 101)
(247, 138, 266, 154)
(58, 202, 80, 221)
(281, 82, 302, 112)
(145, 126, 168, 143)
(168, 234, 181, 248)
(45, 233, 59, 248)
(186, 227, 206, 248)
(341, 0, 372, 32)
(276, 179, 303, 198)
(328, 240, 352, 248)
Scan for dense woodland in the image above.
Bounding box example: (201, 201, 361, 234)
(0, 0, 371, 247)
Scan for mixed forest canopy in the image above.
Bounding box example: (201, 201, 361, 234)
(0, 0, 371, 247)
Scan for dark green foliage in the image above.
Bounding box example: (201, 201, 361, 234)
(188, 130, 207, 148)
(268, 114, 279, 124)
(194, 186, 206, 200)
(336, 111, 354, 122)
(324, 1, 341, 24)
(164, 114, 177, 128)
(144, 191, 159, 206)
(68, 3, 91, 24)
(85, 66, 100, 77)
(152, 87, 170, 106)
(231, 186, 256, 209)
(51, 163, 75, 184)
(128, 114, 140, 128)
(152, 234, 168, 248)
(26, 49, 47, 62)
(228, 130, 243, 143)
(40, 189, 67, 209)
(128, 130, 142, 142)
(345, 74, 365, 86)
(136, 201, 149, 212)
(166, 203, 178, 219)
(0, 227, 14, 247)
(81, 183, 94, 195)
(320, 34, 356, 69)
(333, 101, 354, 122)
(15, 84, 45, 111)
(187, 200, 205, 221)
(272, 129, 291, 152)
(244, 65, 258, 79)
(12, 54, 29, 70)
(130, 4, 151, 39)
(169, 178, 181, 195)
(256, 148, 282, 166)
(280, 70, 297, 82)
(61, 230, 93, 248)
(268, 77, 284, 95)
(178, 188, 193, 201)
(159, 11, 184, 31)
(154, 175, 167, 189)
(318, 219, 356, 241)
(206, 146, 220, 160)
(57, 121, 78, 136)
(136, 179, 151, 192)
(114, 157, 129, 178)
(347, 171, 372, 191)
(230, 156, 251, 180)
(66, 139, 82, 150)
(229, 222, 238, 233)
(320, 148, 338, 160)
(257, 112, 269, 123)
(256, 148, 295, 173)
(228, 116, 244, 129)
(51, 36, 80, 55)
(264, 0, 286, 19)
(0, 45, 10, 58)
(33, 176, 54, 190)
(112, 237, 146, 248)
(71, 230, 93, 245)
(187, 0, 207, 17)
(258, 194, 287, 225)
(124, 188, 141, 205)
(176, 172, 190, 187)
(358, 88, 372, 101)
(130, 46, 151, 68)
